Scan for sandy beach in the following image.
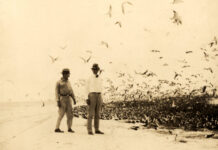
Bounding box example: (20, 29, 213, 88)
(0, 101, 217, 150)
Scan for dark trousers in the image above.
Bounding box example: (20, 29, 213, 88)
(87, 93, 103, 132)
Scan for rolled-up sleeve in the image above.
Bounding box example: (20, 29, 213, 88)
(55, 81, 60, 102)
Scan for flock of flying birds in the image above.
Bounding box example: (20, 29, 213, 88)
(106, 0, 184, 29)
(46, 0, 218, 101)
(48, 0, 186, 65)
(100, 34, 217, 101)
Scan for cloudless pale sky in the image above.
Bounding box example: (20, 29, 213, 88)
(0, 0, 218, 101)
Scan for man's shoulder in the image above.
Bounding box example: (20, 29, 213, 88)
(56, 79, 62, 84)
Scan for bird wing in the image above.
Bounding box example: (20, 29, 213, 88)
(171, 10, 177, 19)
(121, 1, 133, 15)
(121, 3, 125, 14)
(142, 70, 148, 75)
(209, 68, 213, 73)
(54, 57, 58, 61)
(109, 5, 112, 15)
(49, 55, 55, 63)
(49, 55, 54, 60)
(101, 41, 109, 48)
(204, 52, 209, 57)
(209, 42, 214, 47)
(80, 57, 86, 62)
(171, 10, 182, 24)
(86, 56, 91, 62)
(115, 21, 121, 27)
(107, 5, 112, 17)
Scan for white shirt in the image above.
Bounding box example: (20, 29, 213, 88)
(86, 74, 103, 98)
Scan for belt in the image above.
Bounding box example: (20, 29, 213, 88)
(60, 94, 71, 96)
(90, 92, 101, 94)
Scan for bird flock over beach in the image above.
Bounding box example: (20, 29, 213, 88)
(3, 0, 216, 106)
(45, 0, 218, 103)
(1, 1, 217, 138)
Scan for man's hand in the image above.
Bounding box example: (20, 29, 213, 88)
(86, 99, 90, 105)
(71, 95, 76, 105)
(57, 100, 61, 108)
(87, 94, 91, 105)
(73, 100, 76, 105)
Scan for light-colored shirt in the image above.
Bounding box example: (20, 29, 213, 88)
(55, 78, 75, 101)
(86, 74, 103, 98)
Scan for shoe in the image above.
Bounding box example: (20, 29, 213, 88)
(68, 128, 75, 133)
(55, 128, 64, 133)
(88, 132, 94, 135)
(95, 130, 104, 134)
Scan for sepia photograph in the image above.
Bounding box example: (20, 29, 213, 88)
(0, 0, 218, 150)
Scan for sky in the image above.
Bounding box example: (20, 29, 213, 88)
(0, 0, 218, 102)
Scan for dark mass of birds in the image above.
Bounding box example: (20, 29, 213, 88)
(74, 94, 218, 133)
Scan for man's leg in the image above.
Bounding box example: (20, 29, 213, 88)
(66, 98, 73, 131)
(94, 94, 103, 132)
(55, 99, 66, 130)
(87, 93, 97, 133)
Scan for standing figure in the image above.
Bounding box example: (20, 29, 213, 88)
(86, 64, 104, 135)
(55, 68, 76, 133)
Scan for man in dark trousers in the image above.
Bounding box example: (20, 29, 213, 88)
(55, 68, 76, 133)
(86, 63, 104, 135)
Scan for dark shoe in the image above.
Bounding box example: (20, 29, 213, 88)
(55, 128, 64, 133)
(88, 132, 94, 135)
(68, 128, 75, 133)
(95, 130, 104, 134)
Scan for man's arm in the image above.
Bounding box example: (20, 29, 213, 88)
(70, 90, 76, 104)
(55, 81, 61, 107)
(69, 82, 76, 104)
(55, 81, 60, 102)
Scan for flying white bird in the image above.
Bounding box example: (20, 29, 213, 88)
(185, 51, 193, 54)
(49, 55, 58, 63)
(86, 50, 92, 54)
(101, 41, 109, 48)
(203, 52, 209, 58)
(121, 1, 133, 15)
(115, 21, 122, 28)
(209, 36, 217, 47)
(80, 56, 91, 63)
(171, 10, 182, 25)
(151, 50, 160, 53)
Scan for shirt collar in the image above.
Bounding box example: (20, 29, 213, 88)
(61, 77, 68, 82)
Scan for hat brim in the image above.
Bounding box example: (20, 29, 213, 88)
(91, 67, 100, 70)
(62, 71, 70, 74)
